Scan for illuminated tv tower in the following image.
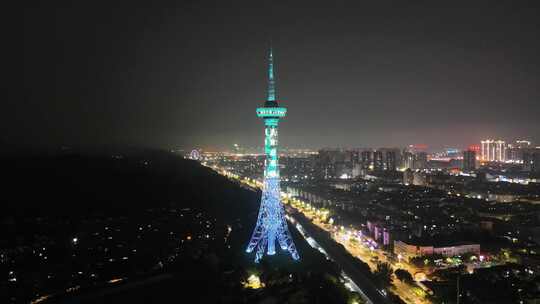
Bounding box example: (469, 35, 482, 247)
(246, 48, 300, 263)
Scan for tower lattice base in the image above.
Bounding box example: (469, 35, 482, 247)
(246, 178, 300, 262)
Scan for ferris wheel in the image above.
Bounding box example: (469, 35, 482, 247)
(189, 149, 201, 160)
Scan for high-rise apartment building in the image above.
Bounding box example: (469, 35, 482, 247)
(386, 150, 397, 171)
(462, 150, 476, 172)
(402, 151, 415, 169)
(415, 152, 428, 169)
(523, 149, 540, 173)
(481, 139, 506, 162)
(361, 150, 372, 170)
(373, 150, 384, 171)
(507, 140, 531, 162)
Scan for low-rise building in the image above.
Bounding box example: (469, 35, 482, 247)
(394, 240, 480, 259)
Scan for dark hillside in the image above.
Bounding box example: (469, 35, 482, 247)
(1, 149, 359, 303)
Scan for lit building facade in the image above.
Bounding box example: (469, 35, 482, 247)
(367, 221, 393, 246)
(394, 240, 480, 259)
(481, 139, 506, 162)
(507, 140, 531, 162)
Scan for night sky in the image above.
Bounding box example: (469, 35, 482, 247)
(20, 1, 540, 151)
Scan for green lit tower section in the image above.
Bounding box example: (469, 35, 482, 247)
(258, 49, 286, 179)
(246, 48, 299, 262)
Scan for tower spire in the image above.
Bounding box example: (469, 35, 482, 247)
(267, 47, 276, 102)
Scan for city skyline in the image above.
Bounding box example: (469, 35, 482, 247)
(19, 2, 540, 151)
(15, 2, 540, 303)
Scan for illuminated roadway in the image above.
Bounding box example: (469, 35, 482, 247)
(218, 169, 390, 304)
(289, 214, 375, 304)
(290, 201, 430, 304)
(210, 165, 431, 304)
(289, 209, 392, 304)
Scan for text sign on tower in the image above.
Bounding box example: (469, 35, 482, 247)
(256, 107, 287, 117)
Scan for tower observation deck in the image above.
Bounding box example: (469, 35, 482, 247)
(246, 48, 300, 263)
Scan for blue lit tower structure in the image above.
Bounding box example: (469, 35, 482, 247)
(246, 49, 300, 263)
